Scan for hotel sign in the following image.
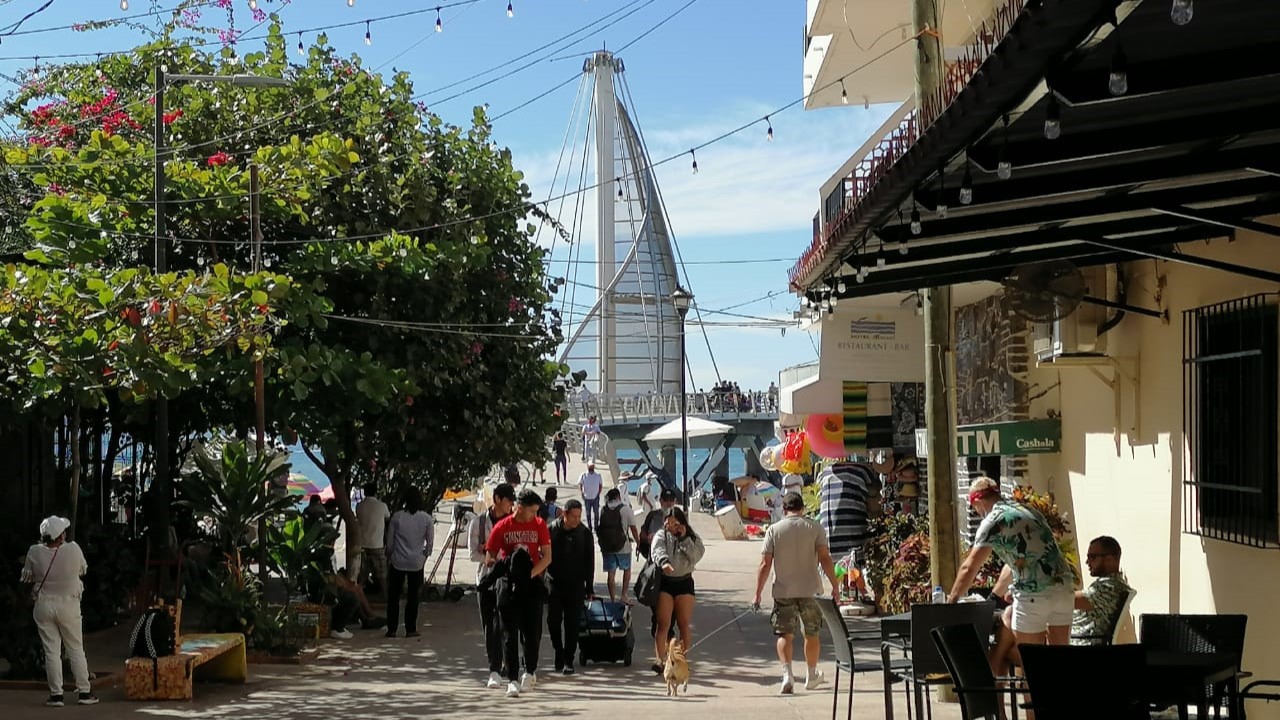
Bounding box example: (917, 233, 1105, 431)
(915, 418, 1062, 457)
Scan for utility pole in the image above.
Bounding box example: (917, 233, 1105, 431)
(913, 0, 960, 592)
(152, 65, 172, 540)
(251, 163, 269, 586)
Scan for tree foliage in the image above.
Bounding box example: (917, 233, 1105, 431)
(1, 19, 565, 554)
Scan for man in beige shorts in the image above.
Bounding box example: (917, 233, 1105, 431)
(754, 492, 839, 695)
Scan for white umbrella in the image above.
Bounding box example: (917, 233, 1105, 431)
(643, 416, 733, 443)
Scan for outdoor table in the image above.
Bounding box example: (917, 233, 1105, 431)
(877, 607, 1005, 720)
(1143, 650, 1240, 720)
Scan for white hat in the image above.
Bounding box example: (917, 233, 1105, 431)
(40, 516, 71, 540)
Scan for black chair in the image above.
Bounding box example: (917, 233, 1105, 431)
(882, 600, 997, 720)
(1071, 586, 1137, 646)
(816, 595, 911, 720)
(1019, 644, 1149, 720)
(1141, 613, 1248, 717)
(931, 624, 1026, 720)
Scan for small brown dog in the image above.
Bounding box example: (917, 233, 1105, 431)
(663, 638, 690, 696)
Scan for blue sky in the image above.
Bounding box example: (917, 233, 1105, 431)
(0, 0, 895, 391)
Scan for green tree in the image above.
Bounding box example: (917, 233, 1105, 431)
(2, 20, 564, 557)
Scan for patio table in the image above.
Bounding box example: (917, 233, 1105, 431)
(1143, 650, 1240, 720)
(877, 607, 1003, 720)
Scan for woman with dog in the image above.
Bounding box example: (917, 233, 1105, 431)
(648, 506, 705, 675)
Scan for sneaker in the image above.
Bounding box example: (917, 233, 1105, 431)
(805, 670, 827, 691)
(779, 674, 794, 695)
(77, 693, 99, 706)
(562, 665, 575, 676)
(506, 681, 521, 698)
(520, 671, 536, 692)
(330, 628, 354, 640)
(45, 695, 64, 707)
(486, 672, 503, 689)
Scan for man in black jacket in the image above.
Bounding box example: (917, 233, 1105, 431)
(546, 499, 594, 675)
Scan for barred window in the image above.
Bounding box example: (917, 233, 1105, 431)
(1183, 294, 1279, 548)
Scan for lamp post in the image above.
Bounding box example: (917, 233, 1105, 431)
(151, 68, 291, 537)
(671, 286, 693, 510)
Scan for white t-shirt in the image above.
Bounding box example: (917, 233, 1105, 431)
(583, 422, 601, 445)
(21, 541, 88, 599)
(386, 510, 436, 573)
(638, 477, 660, 511)
(356, 495, 392, 549)
(603, 499, 639, 554)
(580, 472, 604, 500)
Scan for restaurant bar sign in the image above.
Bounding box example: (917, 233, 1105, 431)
(915, 418, 1062, 457)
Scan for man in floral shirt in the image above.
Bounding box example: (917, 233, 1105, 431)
(948, 477, 1074, 647)
(1071, 536, 1133, 645)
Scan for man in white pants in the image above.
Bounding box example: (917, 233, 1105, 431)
(21, 516, 99, 707)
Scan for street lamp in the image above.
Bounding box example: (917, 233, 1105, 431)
(671, 285, 693, 510)
(151, 67, 291, 537)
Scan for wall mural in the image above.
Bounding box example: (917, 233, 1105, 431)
(955, 293, 1029, 426)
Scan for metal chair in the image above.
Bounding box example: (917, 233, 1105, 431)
(816, 595, 911, 720)
(1141, 613, 1248, 718)
(882, 600, 997, 720)
(1019, 643, 1149, 720)
(931, 623, 1025, 720)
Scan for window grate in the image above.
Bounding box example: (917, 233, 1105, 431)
(1182, 294, 1279, 548)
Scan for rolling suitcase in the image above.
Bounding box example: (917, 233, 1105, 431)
(577, 598, 635, 667)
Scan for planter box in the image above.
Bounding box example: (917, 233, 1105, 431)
(284, 602, 330, 640)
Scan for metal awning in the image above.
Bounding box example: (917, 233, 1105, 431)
(798, 0, 1280, 299)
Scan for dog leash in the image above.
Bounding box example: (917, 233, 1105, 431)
(686, 606, 757, 653)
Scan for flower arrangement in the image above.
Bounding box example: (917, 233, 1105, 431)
(1010, 485, 1083, 588)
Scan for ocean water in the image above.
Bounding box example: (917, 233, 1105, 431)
(618, 448, 749, 488)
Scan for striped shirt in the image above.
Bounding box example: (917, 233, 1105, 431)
(818, 463, 873, 557)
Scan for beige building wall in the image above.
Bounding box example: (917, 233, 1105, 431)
(1047, 226, 1280, 717)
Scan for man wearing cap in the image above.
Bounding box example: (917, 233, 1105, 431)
(948, 477, 1074, 649)
(21, 517, 98, 707)
(754, 492, 839, 695)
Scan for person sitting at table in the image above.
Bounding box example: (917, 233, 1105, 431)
(948, 478, 1074, 647)
(1071, 535, 1133, 645)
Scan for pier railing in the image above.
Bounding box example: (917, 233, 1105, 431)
(565, 391, 779, 425)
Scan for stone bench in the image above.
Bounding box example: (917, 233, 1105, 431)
(125, 633, 247, 701)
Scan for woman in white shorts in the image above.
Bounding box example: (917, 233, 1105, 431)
(948, 477, 1075, 646)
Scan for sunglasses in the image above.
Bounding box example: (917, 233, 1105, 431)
(1085, 552, 1115, 560)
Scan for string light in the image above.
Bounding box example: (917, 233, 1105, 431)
(840, 78, 849, 105)
(507, 1, 514, 17)
(690, 148, 698, 174)
(348, 0, 355, 7)
(765, 115, 773, 142)
(364, 20, 372, 45)
(1108, 45, 1128, 96)
(436, 7, 444, 32)
(120, 0, 129, 9)
(249, 0, 259, 10)
(875, 242, 887, 269)
(616, 178, 623, 199)
(297, 32, 304, 55)
(910, 206, 922, 235)
(935, 163, 948, 219)
(837, 280, 847, 294)
(1044, 93, 1061, 140)
(896, 212, 909, 255)
(959, 156, 974, 205)
(1171, 0, 1193, 25)
(997, 114, 1013, 180)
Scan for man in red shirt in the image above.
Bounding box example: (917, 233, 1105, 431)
(484, 490, 553, 697)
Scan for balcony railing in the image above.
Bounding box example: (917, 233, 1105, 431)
(790, 0, 1029, 288)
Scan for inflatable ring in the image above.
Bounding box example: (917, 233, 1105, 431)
(805, 413, 847, 459)
(759, 444, 778, 471)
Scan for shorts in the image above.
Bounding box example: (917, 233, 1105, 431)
(660, 575, 695, 597)
(771, 597, 823, 638)
(603, 553, 632, 572)
(1011, 584, 1074, 634)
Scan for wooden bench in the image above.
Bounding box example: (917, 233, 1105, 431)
(125, 602, 247, 701)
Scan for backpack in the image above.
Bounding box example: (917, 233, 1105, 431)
(597, 504, 627, 554)
(129, 607, 176, 689)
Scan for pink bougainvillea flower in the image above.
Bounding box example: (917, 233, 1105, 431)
(162, 109, 183, 124)
(207, 151, 232, 167)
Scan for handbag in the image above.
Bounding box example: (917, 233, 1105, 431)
(633, 559, 660, 607)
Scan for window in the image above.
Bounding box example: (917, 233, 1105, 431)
(1183, 295, 1279, 547)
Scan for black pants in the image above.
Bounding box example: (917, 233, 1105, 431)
(547, 589, 584, 669)
(500, 591, 545, 682)
(477, 588, 503, 673)
(331, 589, 360, 632)
(387, 567, 424, 633)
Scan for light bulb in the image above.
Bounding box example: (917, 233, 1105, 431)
(959, 165, 973, 205)
(436, 9, 443, 32)
(899, 241, 909, 256)
(856, 271, 866, 284)
(830, 296, 839, 307)
(910, 208, 922, 235)
(937, 203, 949, 219)
(821, 298, 831, 311)
(691, 150, 698, 174)
(297, 34, 304, 55)
(507, 1, 514, 17)
(120, 0, 128, 9)
(1171, 0, 1193, 25)
(876, 254, 886, 270)
(1108, 47, 1128, 96)
(801, 297, 810, 308)
(249, 0, 258, 9)
(347, 0, 355, 6)
(365, 22, 372, 45)
(837, 280, 846, 293)
(841, 88, 849, 105)
(1044, 95, 1062, 140)
(766, 117, 773, 142)
(997, 160, 1013, 180)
